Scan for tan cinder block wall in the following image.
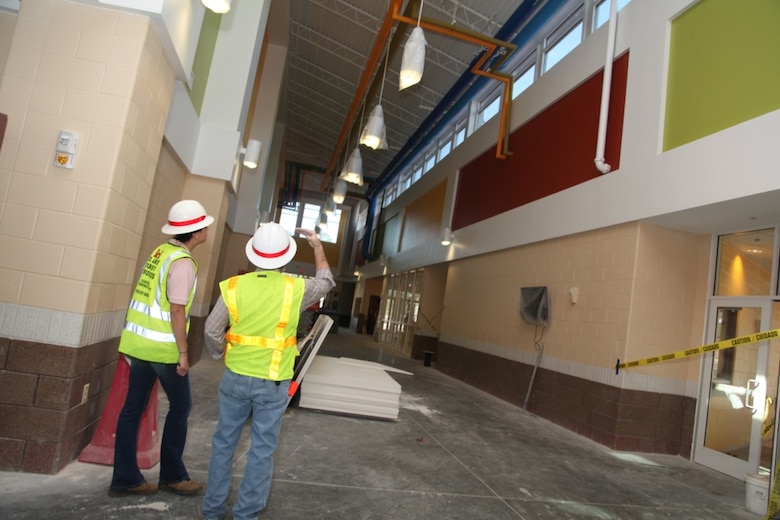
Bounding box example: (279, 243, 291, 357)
(442, 222, 709, 392)
(135, 141, 229, 316)
(625, 223, 709, 381)
(211, 226, 253, 306)
(180, 173, 229, 316)
(0, 0, 175, 341)
(0, 0, 185, 474)
(0, 0, 176, 346)
(417, 263, 447, 338)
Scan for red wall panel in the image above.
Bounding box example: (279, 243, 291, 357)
(453, 53, 628, 230)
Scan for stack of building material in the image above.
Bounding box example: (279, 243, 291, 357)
(298, 356, 411, 420)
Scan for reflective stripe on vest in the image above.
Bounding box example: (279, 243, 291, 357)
(120, 244, 196, 363)
(224, 274, 299, 380)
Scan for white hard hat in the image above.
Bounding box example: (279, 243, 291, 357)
(245, 222, 297, 270)
(161, 200, 215, 235)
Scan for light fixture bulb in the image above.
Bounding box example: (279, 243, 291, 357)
(400, 26, 426, 90)
(333, 179, 348, 204)
(324, 196, 335, 216)
(441, 227, 453, 246)
(339, 147, 363, 186)
(242, 139, 261, 168)
(359, 105, 387, 150)
(202, 0, 231, 14)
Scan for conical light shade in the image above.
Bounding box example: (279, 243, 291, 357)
(202, 0, 231, 14)
(332, 178, 348, 204)
(400, 26, 426, 90)
(339, 147, 363, 186)
(359, 105, 387, 150)
(324, 195, 336, 216)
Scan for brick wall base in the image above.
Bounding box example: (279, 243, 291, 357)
(436, 341, 695, 457)
(0, 316, 207, 474)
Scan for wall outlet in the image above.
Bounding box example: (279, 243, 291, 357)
(81, 383, 90, 404)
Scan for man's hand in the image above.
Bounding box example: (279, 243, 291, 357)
(296, 228, 322, 248)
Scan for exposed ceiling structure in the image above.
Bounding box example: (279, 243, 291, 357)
(283, 0, 524, 198)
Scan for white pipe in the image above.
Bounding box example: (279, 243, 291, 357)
(594, 0, 618, 174)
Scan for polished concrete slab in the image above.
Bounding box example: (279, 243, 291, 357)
(0, 329, 764, 519)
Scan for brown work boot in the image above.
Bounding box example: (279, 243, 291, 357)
(108, 480, 158, 497)
(159, 478, 204, 496)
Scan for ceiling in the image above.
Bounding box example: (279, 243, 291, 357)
(274, 0, 780, 242)
(281, 0, 524, 199)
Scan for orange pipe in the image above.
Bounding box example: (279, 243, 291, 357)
(393, 9, 516, 159)
(322, 0, 404, 190)
(324, 1, 517, 189)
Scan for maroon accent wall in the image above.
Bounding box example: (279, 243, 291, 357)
(453, 53, 629, 230)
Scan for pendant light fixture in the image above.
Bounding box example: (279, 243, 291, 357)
(360, 50, 389, 150)
(332, 178, 348, 204)
(340, 147, 363, 186)
(324, 195, 336, 216)
(399, 0, 427, 90)
(202, 0, 231, 14)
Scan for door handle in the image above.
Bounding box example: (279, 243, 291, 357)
(745, 379, 760, 410)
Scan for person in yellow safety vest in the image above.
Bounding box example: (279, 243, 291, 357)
(109, 200, 214, 498)
(201, 223, 335, 520)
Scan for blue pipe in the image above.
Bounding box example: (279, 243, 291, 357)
(366, 0, 565, 200)
(361, 0, 567, 261)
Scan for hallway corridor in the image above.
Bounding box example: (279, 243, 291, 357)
(0, 329, 761, 519)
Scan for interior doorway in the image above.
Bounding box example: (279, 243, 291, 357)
(694, 228, 780, 480)
(376, 269, 423, 355)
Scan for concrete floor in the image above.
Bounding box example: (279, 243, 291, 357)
(0, 329, 765, 519)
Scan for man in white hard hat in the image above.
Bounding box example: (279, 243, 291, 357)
(201, 223, 335, 520)
(109, 200, 214, 498)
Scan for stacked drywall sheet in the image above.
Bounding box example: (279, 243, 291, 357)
(298, 356, 412, 420)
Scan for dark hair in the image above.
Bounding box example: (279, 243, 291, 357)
(173, 232, 194, 242)
(174, 226, 207, 243)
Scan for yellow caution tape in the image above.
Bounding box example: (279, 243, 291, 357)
(615, 328, 780, 373)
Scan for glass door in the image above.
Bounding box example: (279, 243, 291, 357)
(694, 299, 773, 480)
(377, 270, 423, 355)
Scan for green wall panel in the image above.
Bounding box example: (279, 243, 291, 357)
(664, 0, 780, 151)
(187, 10, 222, 116)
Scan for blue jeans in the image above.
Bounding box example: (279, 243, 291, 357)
(201, 369, 289, 520)
(111, 355, 192, 490)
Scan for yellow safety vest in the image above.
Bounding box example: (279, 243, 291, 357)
(221, 271, 304, 381)
(119, 243, 196, 363)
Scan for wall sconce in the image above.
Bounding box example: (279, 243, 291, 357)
(202, 0, 231, 14)
(339, 147, 363, 186)
(332, 178, 348, 204)
(400, 26, 426, 90)
(241, 139, 261, 169)
(441, 227, 453, 246)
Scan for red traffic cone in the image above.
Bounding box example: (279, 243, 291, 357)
(79, 356, 160, 468)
